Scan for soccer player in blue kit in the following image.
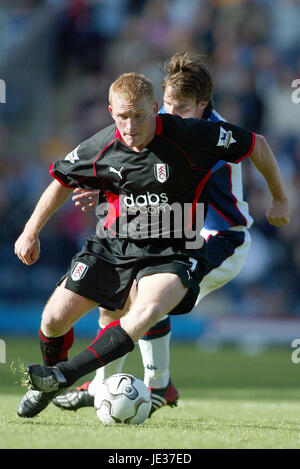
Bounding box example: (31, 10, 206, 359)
(51, 53, 260, 415)
(15, 58, 290, 418)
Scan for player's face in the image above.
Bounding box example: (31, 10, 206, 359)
(163, 85, 208, 119)
(109, 94, 158, 151)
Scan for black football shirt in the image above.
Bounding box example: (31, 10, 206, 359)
(50, 114, 255, 242)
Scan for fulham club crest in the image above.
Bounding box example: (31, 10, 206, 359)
(154, 163, 169, 183)
(71, 262, 89, 281)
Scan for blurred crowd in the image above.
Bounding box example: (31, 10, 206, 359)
(0, 0, 299, 317)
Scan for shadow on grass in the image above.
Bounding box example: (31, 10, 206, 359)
(1, 339, 300, 403)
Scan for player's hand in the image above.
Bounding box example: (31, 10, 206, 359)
(14, 232, 41, 265)
(266, 197, 290, 226)
(72, 188, 99, 212)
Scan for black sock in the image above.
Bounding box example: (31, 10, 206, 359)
(56, 320, 134, 387)
(40, 328, 74, 366)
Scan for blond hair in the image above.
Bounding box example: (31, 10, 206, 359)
(109, 72, 154, 105)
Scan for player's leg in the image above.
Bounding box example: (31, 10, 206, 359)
(39, 278, 98, 366)
(120, 273, 187, 342)
(120, 275, 180, 415)
(19, 235, 141, 417)
(17, 281, 98, 418)
(139, 315, 171, 389)
(139, 230, 250, 415)
(26, 272, 188, 392)
(196, 229, 251, 303)
(53, 298, 134, 410)
(80, 308, 174, 396)
(138, 318, 179, 415)
(88, 281, 138, 393)
(88, 307, 129, 393)
(53, 287, 178, 413)
(53, 313, 178, 414)
(134, 255, 202, 415)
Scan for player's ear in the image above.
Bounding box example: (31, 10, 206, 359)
(153, 101, 159, 116)
(198, 101, 209, 114)
(108, 105, 115, 120)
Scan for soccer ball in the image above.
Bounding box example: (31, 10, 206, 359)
(94, 373, 151, 425)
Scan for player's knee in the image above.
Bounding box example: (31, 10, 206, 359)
(139, 302, 165, 329)
(100, 309, 115, 327)
(41, 310, 70, 337)
(100, 308, 125, 327)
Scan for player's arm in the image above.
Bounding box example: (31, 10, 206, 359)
(191, 119, 290, 227)
(15, 180, 73, 265)
(249, 134, 290, 226)
(51, 138, 104, 213)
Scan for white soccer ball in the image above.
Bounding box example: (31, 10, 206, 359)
(94, 373, 151, 425)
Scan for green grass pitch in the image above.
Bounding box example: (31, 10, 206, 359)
(1, 337, 300, 449)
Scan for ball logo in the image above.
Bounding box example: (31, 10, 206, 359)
(154, 164, 169, 183)
(124, 385, 138, 400)
(71, 262, 89, 281)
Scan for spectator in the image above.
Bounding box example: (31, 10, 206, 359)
(0, 0, 299, 316)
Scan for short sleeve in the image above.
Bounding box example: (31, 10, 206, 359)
(188, 119, 255, 169)
(49, 141, 102, 189)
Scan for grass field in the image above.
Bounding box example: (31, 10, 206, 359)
(1, 337, 300, 449)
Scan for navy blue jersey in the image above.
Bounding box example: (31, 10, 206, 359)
(50, 114, 254, 241)
(159, 107, 254, 231)
(206, 109, 253, 230)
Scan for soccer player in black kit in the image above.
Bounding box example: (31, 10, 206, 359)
(15, 72, 290, 417)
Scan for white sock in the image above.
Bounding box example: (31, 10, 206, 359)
(138, 331, 171, 389)
(88, 354, 128, 397)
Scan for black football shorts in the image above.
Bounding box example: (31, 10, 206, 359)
(59, 234, 207, 315)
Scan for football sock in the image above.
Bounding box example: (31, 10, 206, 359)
(138, 315, 171, 389)
(88, 323, 128, 397)
(40, 328, 74, 366)
(56, 320, 134, 387)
